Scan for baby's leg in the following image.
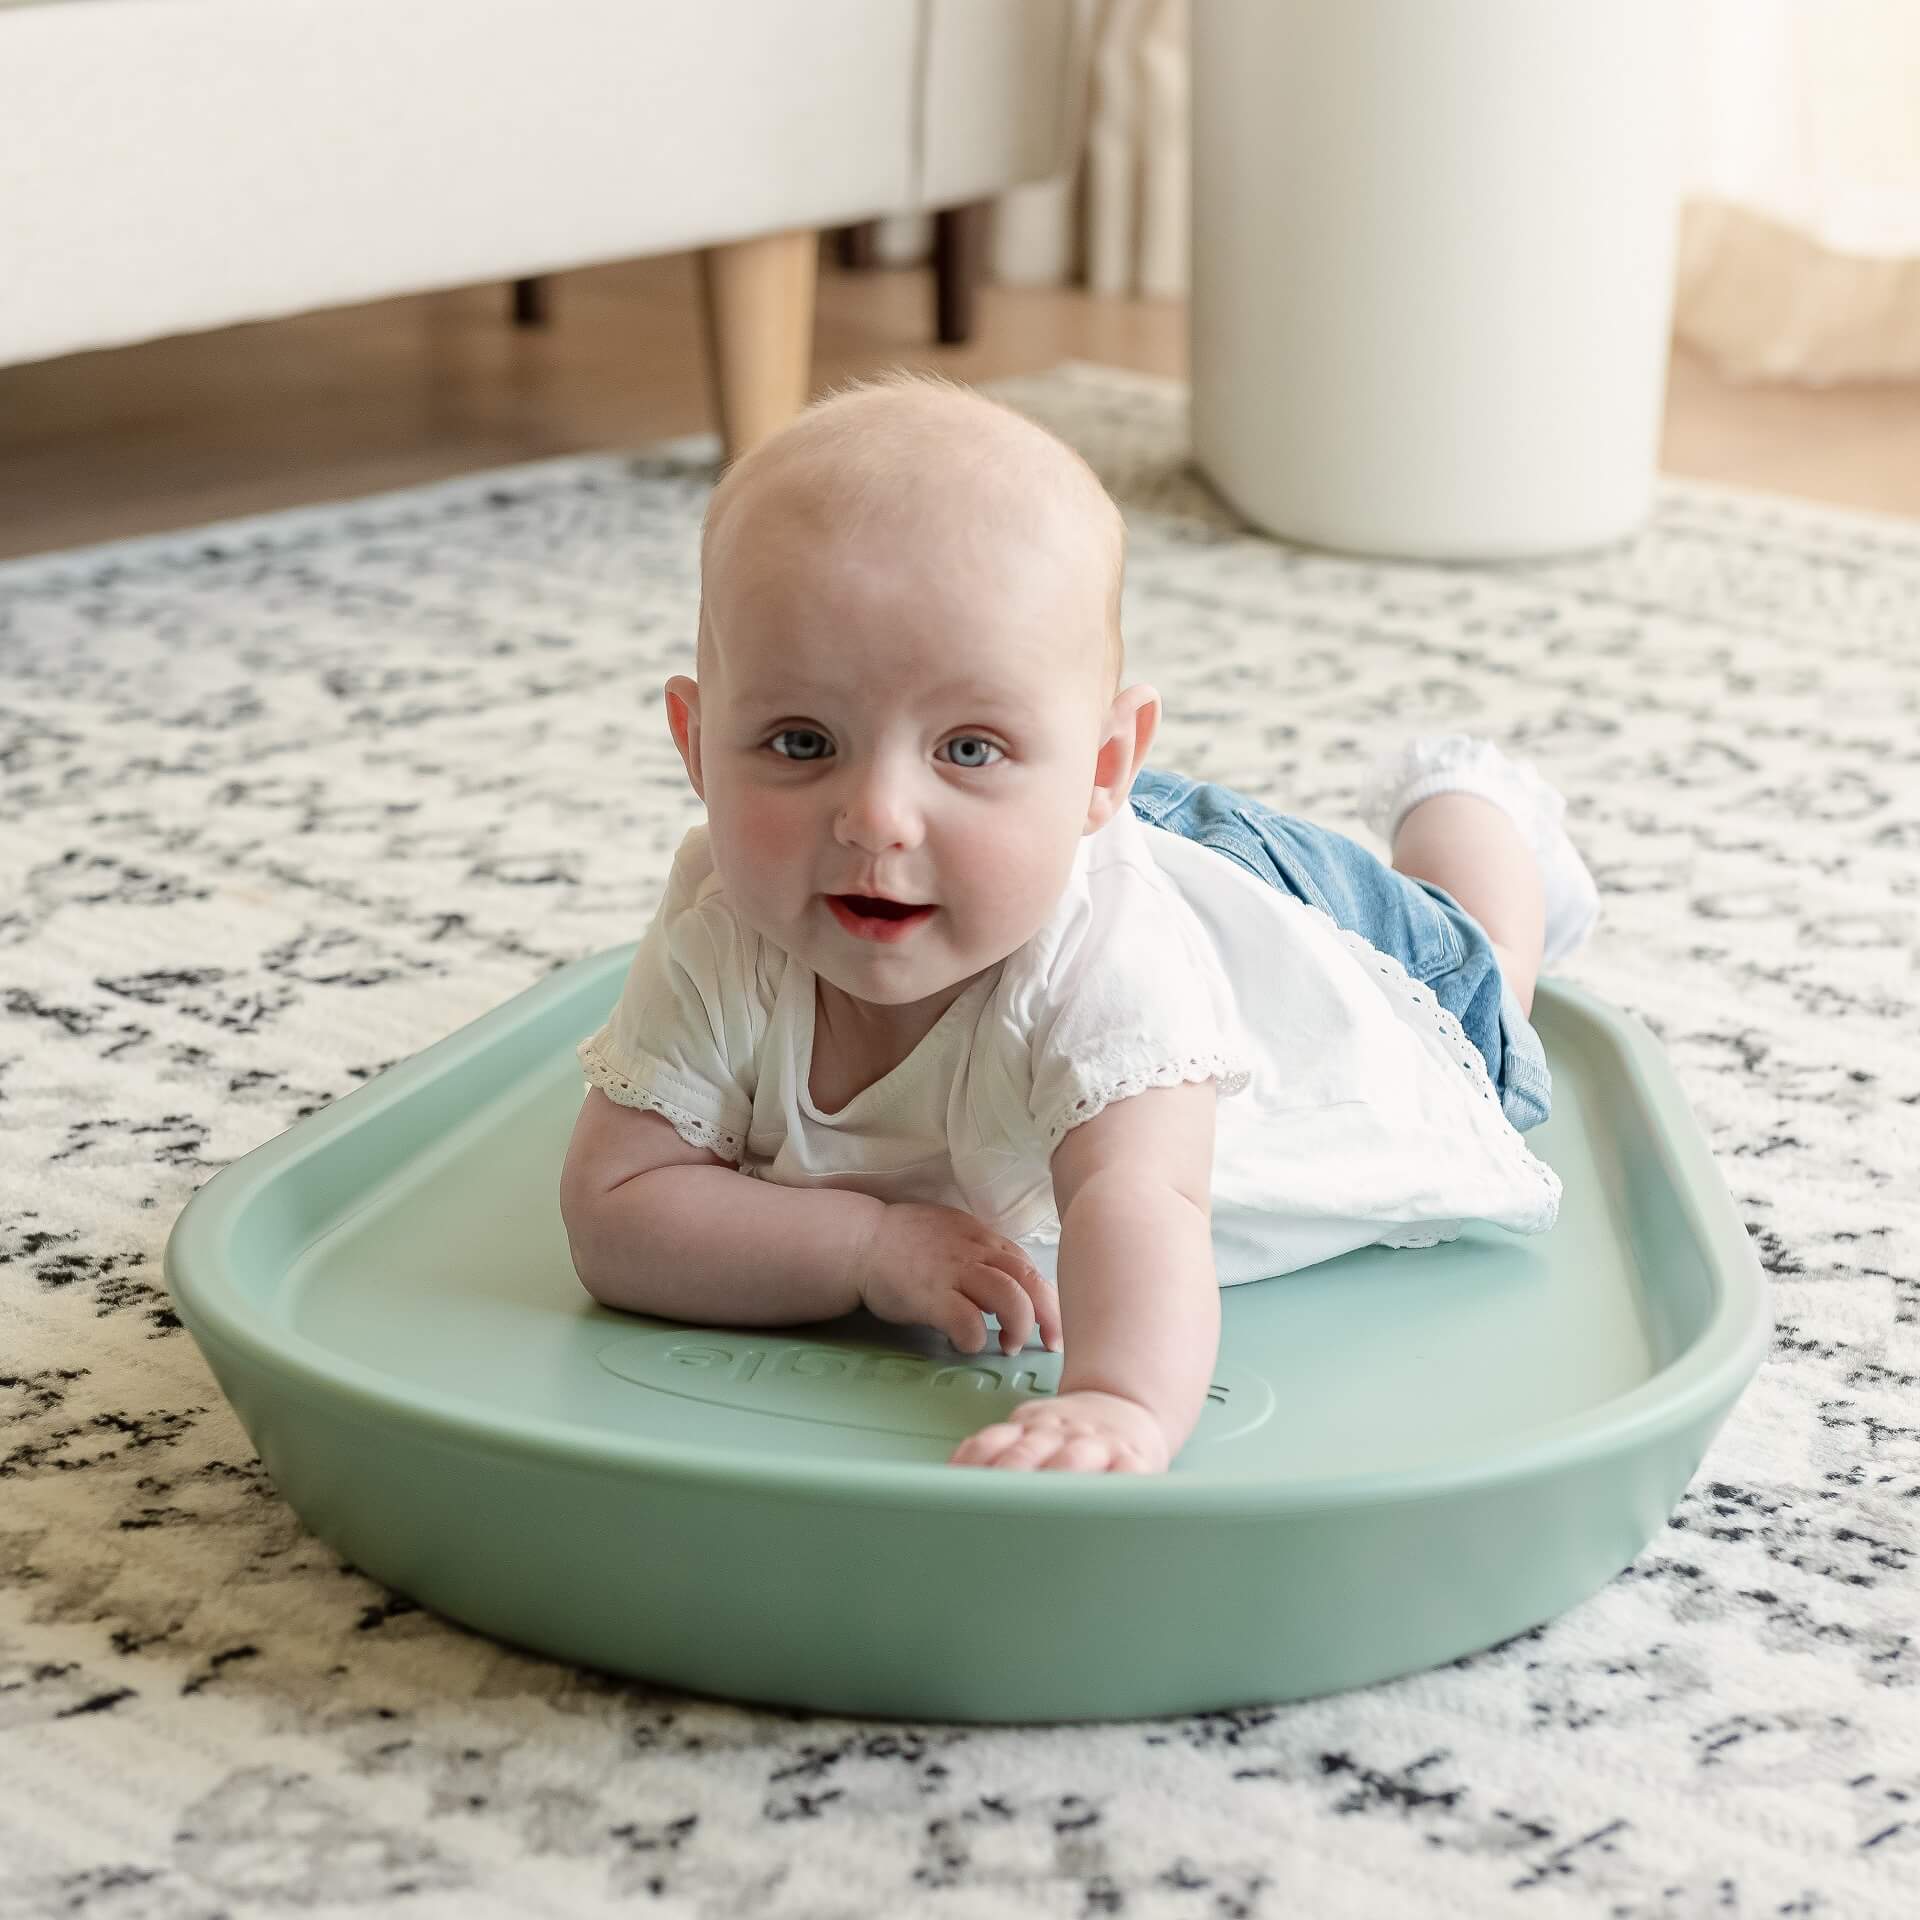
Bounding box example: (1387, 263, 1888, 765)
(1358, 734, 1600, 1011)
(1389, 793, 1544, 1015)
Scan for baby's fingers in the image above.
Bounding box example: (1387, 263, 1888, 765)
(932, 1287, 995, 1355)
(960, 1262, 1059, 1357)
(980, 1242, 1063, 1353)
(948, 1420, 1027, 1467)
(948, 1419, 1114, 1472)
(1040, 1434, 1121, 1472)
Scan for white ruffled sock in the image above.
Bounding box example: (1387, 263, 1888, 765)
(1358, 734, 1600, 969)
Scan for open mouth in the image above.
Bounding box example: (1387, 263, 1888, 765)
(843, 895, 924, 920)
(827, 894, 936, 942)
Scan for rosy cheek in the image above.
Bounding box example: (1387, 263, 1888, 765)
(724, 787, 816, 888)
(970, 819, 1073, 915)
(965, 820, 1032, 880)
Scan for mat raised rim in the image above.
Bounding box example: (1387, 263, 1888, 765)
(163, 954, 1770, 1517)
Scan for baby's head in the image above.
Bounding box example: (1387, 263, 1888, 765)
(665, 373, 1159, 1009)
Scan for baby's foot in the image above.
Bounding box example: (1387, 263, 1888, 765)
(1359, 733, 1600, 968)
(948, 1390, 1172, 1473)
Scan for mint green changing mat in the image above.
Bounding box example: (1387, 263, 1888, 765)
(162, 949, 1768, 1724)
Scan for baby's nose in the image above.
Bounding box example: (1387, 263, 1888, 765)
(833, 768, 924, 852)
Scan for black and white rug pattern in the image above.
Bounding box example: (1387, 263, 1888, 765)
(2, 365, 1916, 1917)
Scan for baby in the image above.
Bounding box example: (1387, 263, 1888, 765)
(560, 374, 1599, 1475)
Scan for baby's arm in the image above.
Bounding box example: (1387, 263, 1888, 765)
(561, 1091, 1062, 1350)
(561, 1090, 877, 1323)
(949, 1079, 1219, 1473)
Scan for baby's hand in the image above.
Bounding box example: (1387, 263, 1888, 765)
(854, 1202, 1063, 1357)
(948, 1390, 1172, 1474)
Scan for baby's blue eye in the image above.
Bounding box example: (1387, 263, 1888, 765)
(942, 735, 1004, 769)
(768, 728, 832, 761)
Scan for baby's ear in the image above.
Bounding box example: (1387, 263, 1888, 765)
(1084, 683, 1160, 834)
(664, 675, 705, 801)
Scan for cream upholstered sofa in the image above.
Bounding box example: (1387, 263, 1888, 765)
(0, 0, 1078, 455)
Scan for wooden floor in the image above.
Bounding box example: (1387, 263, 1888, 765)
(3, 249, 1918, 563)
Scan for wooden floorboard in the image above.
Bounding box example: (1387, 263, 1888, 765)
(2, 251, 1915, 562)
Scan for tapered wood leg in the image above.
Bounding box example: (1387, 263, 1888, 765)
(697, 229, 818, 461)
(934, 202, 988, 346)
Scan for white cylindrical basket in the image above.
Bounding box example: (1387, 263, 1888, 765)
(1191, 0, 1682, 560)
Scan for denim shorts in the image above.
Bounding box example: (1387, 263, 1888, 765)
(1129, 767, 1553, 1132)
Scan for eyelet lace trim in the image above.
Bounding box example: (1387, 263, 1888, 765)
(577, 1039, 744, 1159)
(1380, 1226, 1455, 1250)
(1299, 899, 1561, 1225)
(1045, 1054, 1252, 1148)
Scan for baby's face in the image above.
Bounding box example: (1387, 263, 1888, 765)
(686, 513, 1119, 1009)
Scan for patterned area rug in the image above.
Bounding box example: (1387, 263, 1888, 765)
(2, 364, 1916, 1918)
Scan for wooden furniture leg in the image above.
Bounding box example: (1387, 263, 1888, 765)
(934, 202, 988, 346)
(698, 229, 818, 462)
(511, 277, 549, 326)
(836, 222, 879, 270)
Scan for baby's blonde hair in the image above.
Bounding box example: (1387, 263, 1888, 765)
(697, 370, 1126, 691)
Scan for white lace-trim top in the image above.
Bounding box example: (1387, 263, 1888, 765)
(577, 808, 1559, 1286)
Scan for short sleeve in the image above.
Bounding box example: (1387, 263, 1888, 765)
(1021, 822, 1252, 1149)
(575, 826, 776, 1161)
